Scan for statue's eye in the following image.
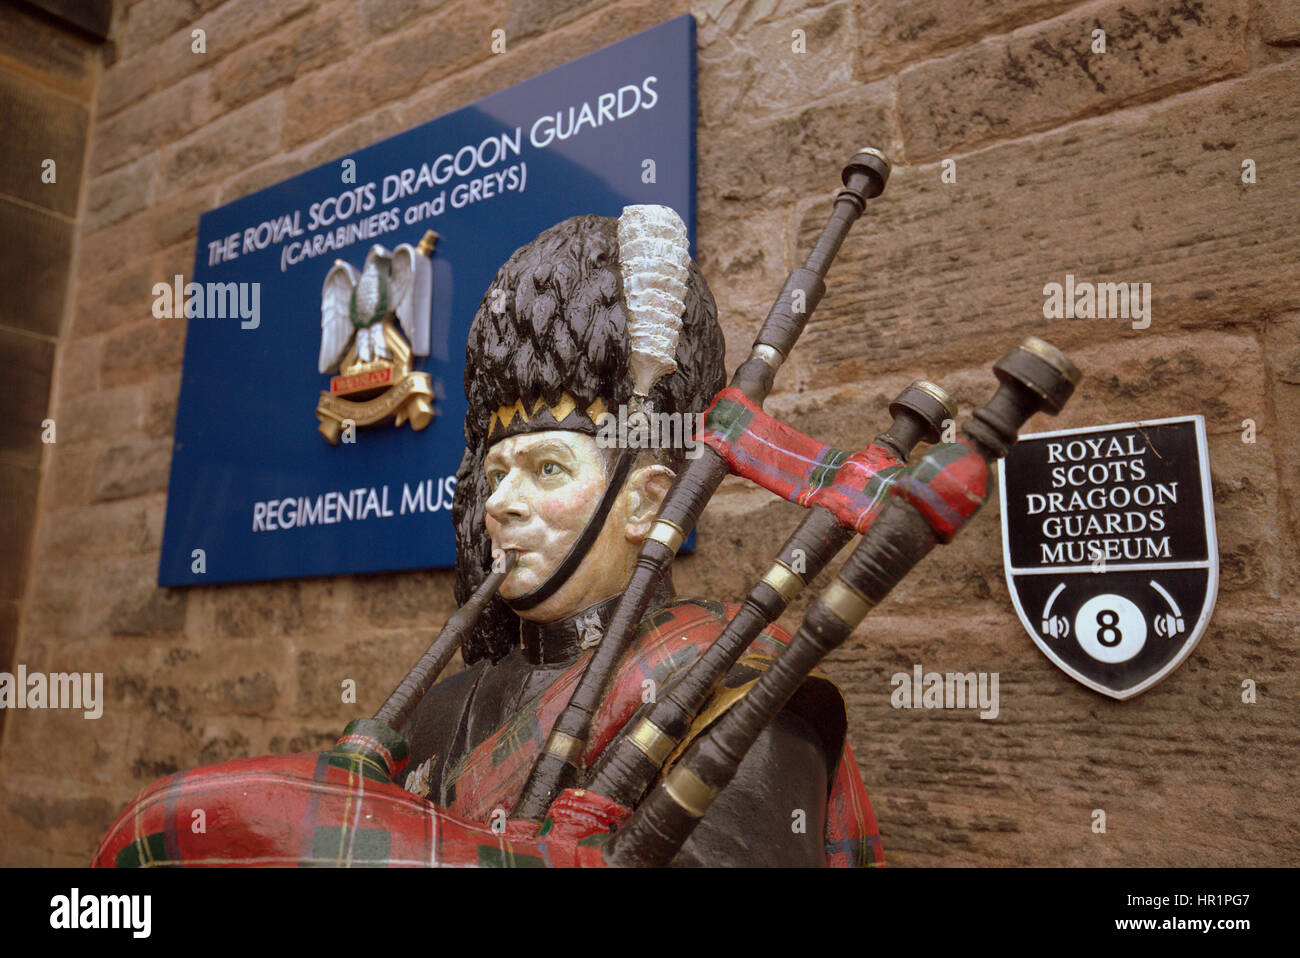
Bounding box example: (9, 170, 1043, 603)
(538, 461, 563, 478)
(487, 469, 506, 490)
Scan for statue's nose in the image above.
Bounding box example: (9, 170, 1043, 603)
(486, 472, 530, 523)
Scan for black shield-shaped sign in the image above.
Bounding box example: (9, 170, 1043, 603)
(998, 416, 1218, 699)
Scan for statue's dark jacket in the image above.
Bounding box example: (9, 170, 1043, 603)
(399, 592, 880, 867)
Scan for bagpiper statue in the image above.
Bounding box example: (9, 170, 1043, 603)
(397, 204, 883, 865)
(93, 151, 1080, 867)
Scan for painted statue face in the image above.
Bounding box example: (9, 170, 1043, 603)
(483, 430, 672, 624)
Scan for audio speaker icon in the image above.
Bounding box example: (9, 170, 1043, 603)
(1153, 613, 1185, 638)
(1041, 614, 1070, 640)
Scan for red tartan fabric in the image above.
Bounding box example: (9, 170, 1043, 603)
(813, 447, 906, 533)
(894, 438, 990, 542)
(825, 742, 884, 867)
(698, 390, 992, 547)
(699, 387, 903, 533)
(92, 600, 884, 867)
(91, 748, 619, 867)
(442, 600, 764, 821)
(439, 599, 884, 866)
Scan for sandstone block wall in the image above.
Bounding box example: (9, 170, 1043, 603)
(1, 0, 1296, 866)
(0, 0, 105, 762)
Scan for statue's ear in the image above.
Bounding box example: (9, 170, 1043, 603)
(623, 463, 674, 542)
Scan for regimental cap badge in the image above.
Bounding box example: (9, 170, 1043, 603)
(314, 230, 438, 444)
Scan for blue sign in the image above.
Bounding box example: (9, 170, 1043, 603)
(159, 15, 697, 586)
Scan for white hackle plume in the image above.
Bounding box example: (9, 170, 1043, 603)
(617, 205, 690, 398)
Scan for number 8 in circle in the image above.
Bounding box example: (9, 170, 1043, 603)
(1075, 594, 1147, 663)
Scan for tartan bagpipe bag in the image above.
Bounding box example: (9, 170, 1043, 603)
(92, 718, 621, 869)
(93, 597, 885, 868)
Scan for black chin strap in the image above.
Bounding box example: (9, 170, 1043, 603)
(505, 448, 637, 612)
